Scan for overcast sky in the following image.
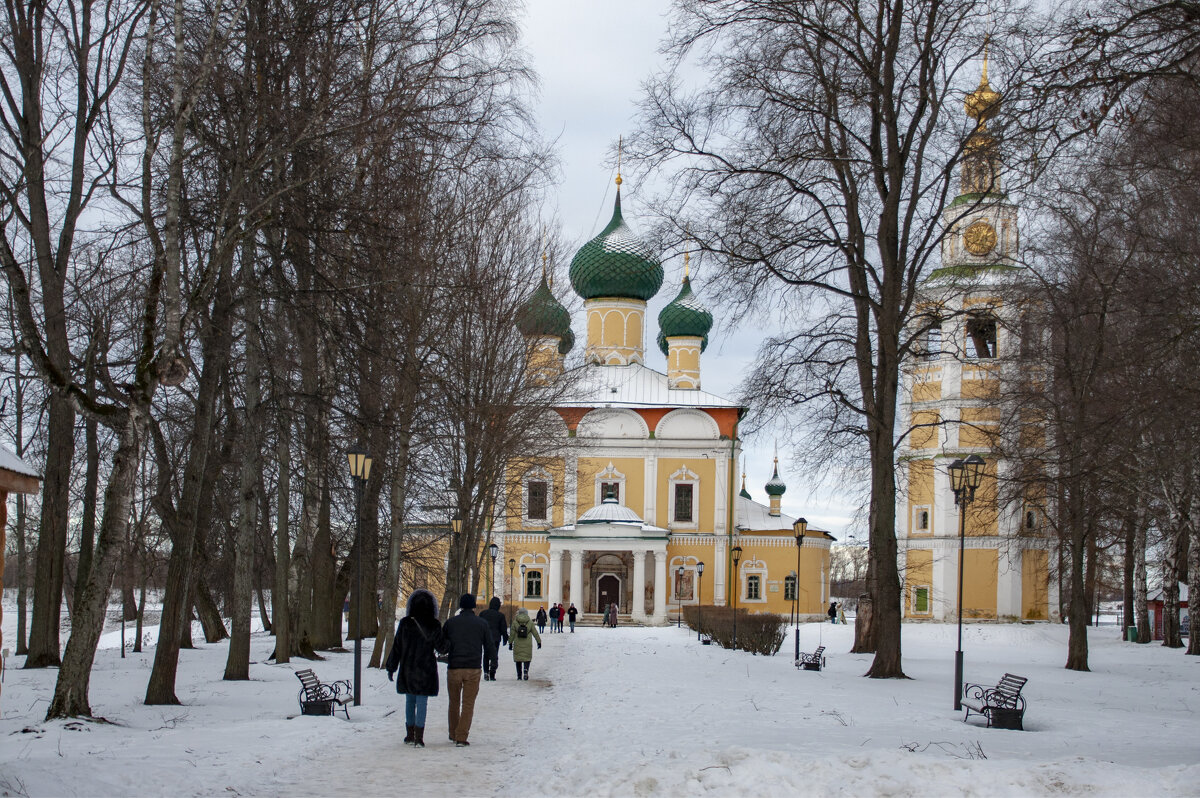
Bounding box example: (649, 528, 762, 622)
(518, 1, 860, 539)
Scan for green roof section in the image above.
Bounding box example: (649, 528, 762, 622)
(516, 274, 575, 354)
(764, 461, 787, 496)
(656, 275, 713, 355)
(569, 190, 663, 301)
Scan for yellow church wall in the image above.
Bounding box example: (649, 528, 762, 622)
(727, 536, 830, 617)
(962, 548, 998, 618)
(1022, 548, 1049, 620)
(577, 457, 645, 516)
(905, 549, 934, 616)
(666, 540, 716, 608)
(503, 458, 568, 531)
(959, 406, 1000, 449)
(963, 460, 999, 536)
(961, 364, 1000, 399)
(655, 457, 716, 530)
(911, 410, 940, 449)
(498, 536, 552, 609)
(907, 459, 935, 536)
(912, 380, 942, 402)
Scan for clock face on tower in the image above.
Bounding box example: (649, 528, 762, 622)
(963, 221, 998, 256)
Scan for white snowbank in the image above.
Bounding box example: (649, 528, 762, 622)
(1, 604, 1196, 797)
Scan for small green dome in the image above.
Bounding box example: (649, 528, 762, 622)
(517, 276, 575, 354)
(764, 461, 787, 497)
(569, 192, 663, 301)
(656, 275, 713, 355)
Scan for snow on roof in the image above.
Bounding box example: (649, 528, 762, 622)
(0, 445, 40, 479)
(735, 494, 835, 539)
(558, 363, 743, 409)
(1148, 583, 1189, 603)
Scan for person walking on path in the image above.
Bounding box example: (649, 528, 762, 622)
(837, 604, 847, 625)
(441, 593, 491, 746)
(385, 589, 443, 748)
(536, 606, 548, 634)
(607, 603, 618, 628)
(828, 602, 838, 624)
(567, 603, 578, 633)
(557, 603, 566, 632)
(508, 607, 542, 680)
(478, 597, 508, 681)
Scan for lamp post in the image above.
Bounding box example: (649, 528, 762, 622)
(793, 517, 807, 663)
(697, 561, 705, 642)
(520, 564, 527, 612)
(950, 454, 985, 710)
(677, 566, 685, 628)
(347, 444, 374, 707)
(489, 543, 499, 599)
(508, 558, 516, 624)
(731, 545, 743, 648)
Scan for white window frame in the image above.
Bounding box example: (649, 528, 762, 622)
(784, 573, 797, 602)
(525, 569, 543, 599)
(912, 504, 932, 535)
(740, 558, 768, 604)
(667, 466, 700, 530)
(521, 468, 554, 528)
(594, 462, 627, 506)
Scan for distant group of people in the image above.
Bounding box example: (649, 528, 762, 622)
(384, 591, 551, 749)
(827, 602, 847, 624)
(602, 602, 619, 628)
(535, 602, 577, 633)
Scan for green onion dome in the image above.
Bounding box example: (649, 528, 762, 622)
(764, 460, 787, 497)
(517, 275, 575, 355)
(569, 192, 663, 301)
(656, 275, 713, 355)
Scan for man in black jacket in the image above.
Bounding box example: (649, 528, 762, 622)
(441, 593, 491, 746)
(478, 596, 508, 681)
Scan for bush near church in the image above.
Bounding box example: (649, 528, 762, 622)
(684, 606, 786, 656)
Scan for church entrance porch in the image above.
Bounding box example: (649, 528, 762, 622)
(548, 540, 671, 625)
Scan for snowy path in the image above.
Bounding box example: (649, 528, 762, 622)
(2, 610, 1198, 797)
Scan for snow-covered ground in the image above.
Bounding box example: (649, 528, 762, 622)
(1, 602, 1197, 797)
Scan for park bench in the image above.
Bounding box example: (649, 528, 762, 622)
(796, 645, 826, 671)
(961, 673, 1028, 730)
(294, 668, 352, 719)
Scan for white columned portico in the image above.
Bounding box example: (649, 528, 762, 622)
(569, 547, 584, 612)
(548, 549, 563, 608)
(652, 549, 668, 622)
(632, 551, 647, 621)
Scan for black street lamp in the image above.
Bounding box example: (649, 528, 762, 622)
(793, 517, 807, 664)
(489, 543, 499, 599)
(731, 545, 743, 648)
(347, 444, 374, 707)
(508, 558, 516, 624)
(950, 454, 986, 710)
(520, 564, 527, 612)
(697, 561, 705, 641)
(677, 566, 685, 628)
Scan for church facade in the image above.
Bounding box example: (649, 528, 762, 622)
(495, 175, 834, 625)
(895, 62, 1058, 623)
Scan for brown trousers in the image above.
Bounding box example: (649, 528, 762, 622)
(446, 668, 482, 743)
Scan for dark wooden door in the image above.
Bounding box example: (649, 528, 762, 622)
(598, 574, 620, 613)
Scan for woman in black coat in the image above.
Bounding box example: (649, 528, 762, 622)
(386, 589, 443, 748)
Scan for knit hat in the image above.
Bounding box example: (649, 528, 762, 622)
(458, 593, 476, 610)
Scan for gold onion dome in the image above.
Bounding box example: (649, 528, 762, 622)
(569, 191, 664, 301)
(516, 274, 575, 355)
(764, 459, 787, 497)
(656, 275, 713, 355)
(965, 50, 1000, 122)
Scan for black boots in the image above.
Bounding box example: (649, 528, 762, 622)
(404, 724, 415, 745)
(522, 662, 530, 680)
(413, 727, 425, 748)
(515, 663, 523, 679)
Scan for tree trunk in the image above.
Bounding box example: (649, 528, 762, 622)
(133, 580, 147, 654)
(74, 359, 100, 610)
(1134, 516, 1151, 643)
(1188, 496, 1199, 655)
(1161, 516, 1186, 649)
(46, 410, 143, 719)
(309, 483, 337, 650)
(226, 293, 261, 679)
(256, 583, 272, 634)
(1122, 516, 1134, 638)
(16, 490, 28, 655)
(1065, 523, 1091, 671)
(194, 575, 228, 644)
(370, 442, 412, 668)
(271, 414, 291, 663)
(26, 396, 75, 668)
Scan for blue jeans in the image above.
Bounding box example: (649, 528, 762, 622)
(405, 694, 428, 728)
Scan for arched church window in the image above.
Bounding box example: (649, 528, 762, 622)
(525, 569, 542, 598)
(528, 481, 548, 520)
(966, 316, 998, 358)
(784, 574, 797, 601)
(746, 574, 762, 601)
